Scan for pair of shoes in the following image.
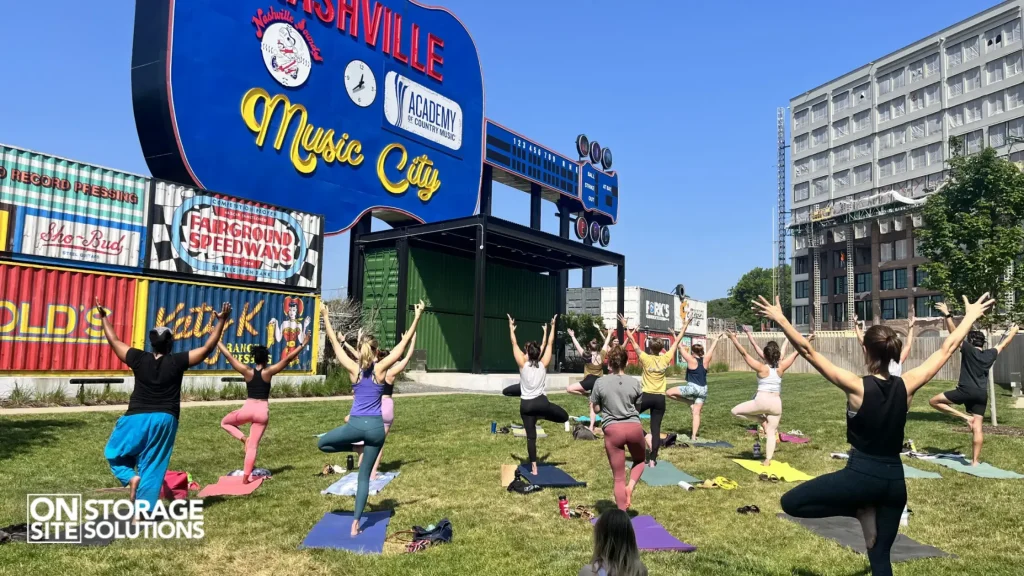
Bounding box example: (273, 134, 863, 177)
(570, 505, 594, 519)
(758, 473, 780, 483)
(737, 505, 760, 514)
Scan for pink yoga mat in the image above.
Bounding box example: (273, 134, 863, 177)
(198, 476, 264, 498)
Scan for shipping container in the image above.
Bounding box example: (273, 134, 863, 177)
(639, 288, 676, 333)
(0, 144, 149, 271)
(566, 287, 602, 315)
(362, 247, 399, 349)
(146, 180, 324, 290)
(675, 297, 708, 336)
(407, 247, 474, 315)
(0, 263, 139, 373)
(145, 280, 317, 373)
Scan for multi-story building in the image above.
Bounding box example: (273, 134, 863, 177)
(789, 0, 1024, 331)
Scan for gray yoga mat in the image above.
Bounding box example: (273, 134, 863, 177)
(779, 514, 956, 561)
(929, 458, 1024, 479)
(902, 464, 942, 479)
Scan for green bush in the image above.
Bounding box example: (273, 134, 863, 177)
(4, 383, 34, 407)
(709, 362, 730, 373)
(99, 383, 130, 405)
(271, 382, 297, 398)
(219, 383, 247, 400)
(624, 363, 643, 376)
(42, 385, 70, 406)
(323, 369, 352, 396)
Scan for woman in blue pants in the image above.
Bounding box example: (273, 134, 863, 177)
(96, 298, 231, 510)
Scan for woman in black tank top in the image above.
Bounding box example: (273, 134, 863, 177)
(754, 294, 994, 576)
(217, 334, 310, 483)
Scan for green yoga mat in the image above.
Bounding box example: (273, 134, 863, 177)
(930, 458, 1024, 479)
(629, 461, 699, 486)
(902, 464, 941, 479)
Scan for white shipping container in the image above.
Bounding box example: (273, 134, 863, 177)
(675, 297, 708, 336)
(600, 286, 642, 329)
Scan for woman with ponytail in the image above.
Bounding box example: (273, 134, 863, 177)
(318, 300, 425, 537)
(579, 508, 647, 576)
(725, 332, 803, 466)
(754, 293, 995, 576)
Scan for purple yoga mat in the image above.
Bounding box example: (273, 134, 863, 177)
(590, 515, 696, 552)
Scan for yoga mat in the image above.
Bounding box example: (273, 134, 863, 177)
(590, 515, 696, 552)
(929, 457, 1024, 479)
(629, 461, 699, 486)
(732, 459, 814, 482)
(902, 464, 942, 479)
(574, 414, 650, 423)
(512, 427, 547, 438)
(517, 464, 586, 488)
(198, 476, 264, 498)
(746, 429, 811, 443)
(690, 439, 734, 449)
(779, 514, 955, 561)
(0, 523, 115, 546)
(299, 510, 392, 554)
(321, 472, 400, 496)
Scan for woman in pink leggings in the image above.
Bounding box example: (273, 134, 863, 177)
(346, 332, 417, 479)
(590, 346, 646, 510)
(218, 334, 310, 483)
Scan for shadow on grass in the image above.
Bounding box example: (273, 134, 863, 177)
(592, 500, 638, 518)
(378, 458, 424, 474)
(792, 568, 870, 576)
(906, 411, 962, 423)
(268, 465, 295, 475)
(0, 418, 85, 461)
(509, 453, 566, 467)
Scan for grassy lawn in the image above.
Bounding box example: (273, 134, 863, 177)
(2, 372, 1023, 575)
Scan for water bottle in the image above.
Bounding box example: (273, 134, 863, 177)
(491, 421, 497, 434)
(558, 495, 570, 519)
(346, 455, 354, 471)
(565, 421, 571, 432)
(753, 439, 762, 459)
(900, 505, 910, 527)
(678, 481, 694, 491)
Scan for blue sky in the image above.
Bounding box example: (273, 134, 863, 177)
(1, 0, 1000, 300)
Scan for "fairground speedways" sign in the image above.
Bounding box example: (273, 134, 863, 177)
(132, 0, 485, 234)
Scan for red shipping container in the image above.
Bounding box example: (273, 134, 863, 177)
(0, 263, 137, 372)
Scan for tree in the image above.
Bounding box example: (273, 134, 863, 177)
(918, 142, 1024, 425)
(560, 312, 606, 351)
(728, 265, 791, 327)
(708, 297, 739, 320)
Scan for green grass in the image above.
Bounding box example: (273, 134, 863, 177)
(1, 373, 1023, 575)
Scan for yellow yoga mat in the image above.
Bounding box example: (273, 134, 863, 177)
(732, 459, 815, 482)
(512, 427, 546, 438)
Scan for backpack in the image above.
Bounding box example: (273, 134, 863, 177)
(572, 424, 597, 441)
(159, 470, 189, 500)
(392, 519, 453, 553)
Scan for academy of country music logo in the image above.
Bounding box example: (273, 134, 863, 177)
(253, 6, 323, 88)
(384, 71, 463, 151)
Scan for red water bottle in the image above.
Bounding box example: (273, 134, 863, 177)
(558, 495, 570, 519)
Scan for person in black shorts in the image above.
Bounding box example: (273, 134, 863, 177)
(566, 325, 613, 432)
(755, 293, 994, 576)
(929, 301, 1018, 466)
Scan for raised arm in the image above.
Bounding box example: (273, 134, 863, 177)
(745, 328, 766, 360)
(704, 334, 723, 364)
(216, 341, 253, 379)
(322, 302, 359, 376)
(618, 314, 640, 354)
(94, 298, 129, 363)
(995, 324, 1019, 354)
(854, 316, 864, 345)
(386, 332, 418, 379)
(666, 318, 691, 358)
(508, 314, 527, 369)
(903, 294, 996, 395)
(566, 328, 586, 356)
(900, 315, 915, 364)
(541, 314, 558, 368)
(378, 301, 425, 374)
(935, 301, 957, 333)
(778, 334, 811, 374)
(263, 331, 312, 378)
(754, 296, 864, 400)
(728, 331, 766, 372)
(601, 324, 614, 352)
(189, 303, 232, 367)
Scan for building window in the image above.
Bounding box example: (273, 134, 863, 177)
(794, 182, 810, 202)
(821, 280, 829, 297)
(878, 102, 891, 123)
(812, 101, 828, 123)
(911, 146, 927, 170)
(1008, 53, 1023, 78)
(853, 110, 871, 132)
(853, 163, 871, 185)
(895, 268, 908, 289)
(948, 73, 964, 98)
(989, 92, 1005, 117)
(927, 142, 943, 166)
(834, 302, 847, 324)
(855, 300, 873, 321)
(821, 304, 829, 323)
(833, 118, 850, 139)
(966, 130, 984, 154)
(987, 59, 1004, 84)
(1009, 85, 1024, 110)
(853, 83, 870, 105)
(855, 272, 872, 293)
(914, 267, 927, 287)
(915, 295, 943, 317)
(835, 276, 847, 295)
(812, 152, 829, 172)
(794, 305, 810, 325)
(964, 37, 980, 62)
(795, 280, 809, 299)
(965, 67, 981, 93)
(909, 58, 925, 84)
(834, 170, 850, 191)
(924, 53, 940, 77)
(833, 250, 847, 269)
(965, 99, 983, 123)
(881, 269, 894, 290)
(991, 122, 1007, 147)
(795, 256, 809, 275)
(947, 41, 963, 68)
(880, 242, 893, 262)
(882, 297, 909, 320)
(795, 157, 810, 176)
(853, 138, 872, 159)
(834, 91, 850, 113)
(812, 177, 829, 197)
(794, 133, 809, 152)
(856, 247, 871, 266)
(812, 127, 828, 147)
(794, 108, 810, 129)
(895, 239, 907, 260)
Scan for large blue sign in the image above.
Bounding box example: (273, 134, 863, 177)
(132, 0, 485, 234)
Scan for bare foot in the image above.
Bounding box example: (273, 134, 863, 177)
(762, 458, 772, 468)
(350, 519, 362, 537)
(625, 480, 636, 509)
(970, 460, 980, 467)
(370, 472, 378, 481)
(531, 463, 539, 476)
(128, 476, 141, 503)
(856, 507, 877, 550)
(962, 414, 973, 425)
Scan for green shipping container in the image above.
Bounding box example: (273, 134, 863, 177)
(406, 247, 474, 314)
(362, 247, 398, 349)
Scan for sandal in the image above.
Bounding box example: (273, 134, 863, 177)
(737, 505, 761, 514)
(758, 473, 780, 483)
(697, 476, 739, 490)
(573, 505, 594, 520)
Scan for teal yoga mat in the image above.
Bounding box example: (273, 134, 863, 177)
(575, 414, 650, 423)
(629, 461, 699, 486)
(930, 458, 1024, 479)
(902, 464, 941, 479)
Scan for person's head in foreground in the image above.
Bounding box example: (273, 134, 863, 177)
(691, 343, 704, 358)
(589, 338, 601, 352)
(251, 345, 270, 367)
(763, 341, 781, 368)
(524, 340, 541, 367)
(648, 338, 664, 355)
(149, 326, 174, 355)
(586, 508, 647, 576)
(607, 346, 628, 374)
(862, 325, 903, 375)
(967, 329, 986, 349)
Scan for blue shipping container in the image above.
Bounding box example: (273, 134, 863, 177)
(144, 280, 316, 372)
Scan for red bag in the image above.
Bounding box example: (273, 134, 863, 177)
(159, 471, 189, 500)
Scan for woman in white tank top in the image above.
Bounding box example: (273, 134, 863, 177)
(726, 331, 804, 466)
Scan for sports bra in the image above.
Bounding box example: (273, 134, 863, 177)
(246, 369, 271, 400)
(756, 367, 782, 394)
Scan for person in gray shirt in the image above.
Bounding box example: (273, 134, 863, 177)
(590, 346, 646, 510)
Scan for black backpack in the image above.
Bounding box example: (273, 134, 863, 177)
(572, 423, 597, 441)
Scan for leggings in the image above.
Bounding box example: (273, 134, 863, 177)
(781, 453, 906, 576)
(220, 399, 270, 480)
(603, 422, 647, 510)
(519, 395, 569, 463)
(731, 392, 782, 461)
(104, 412, 178, 508)
(318, 416, 387, 521)
(635, 393, 666, 462)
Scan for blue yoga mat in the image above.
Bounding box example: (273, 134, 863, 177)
(299, 510, 392, 554)
(517, 465, 587, 488)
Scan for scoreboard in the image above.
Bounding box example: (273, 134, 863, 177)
(484, 120, 618, 224)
